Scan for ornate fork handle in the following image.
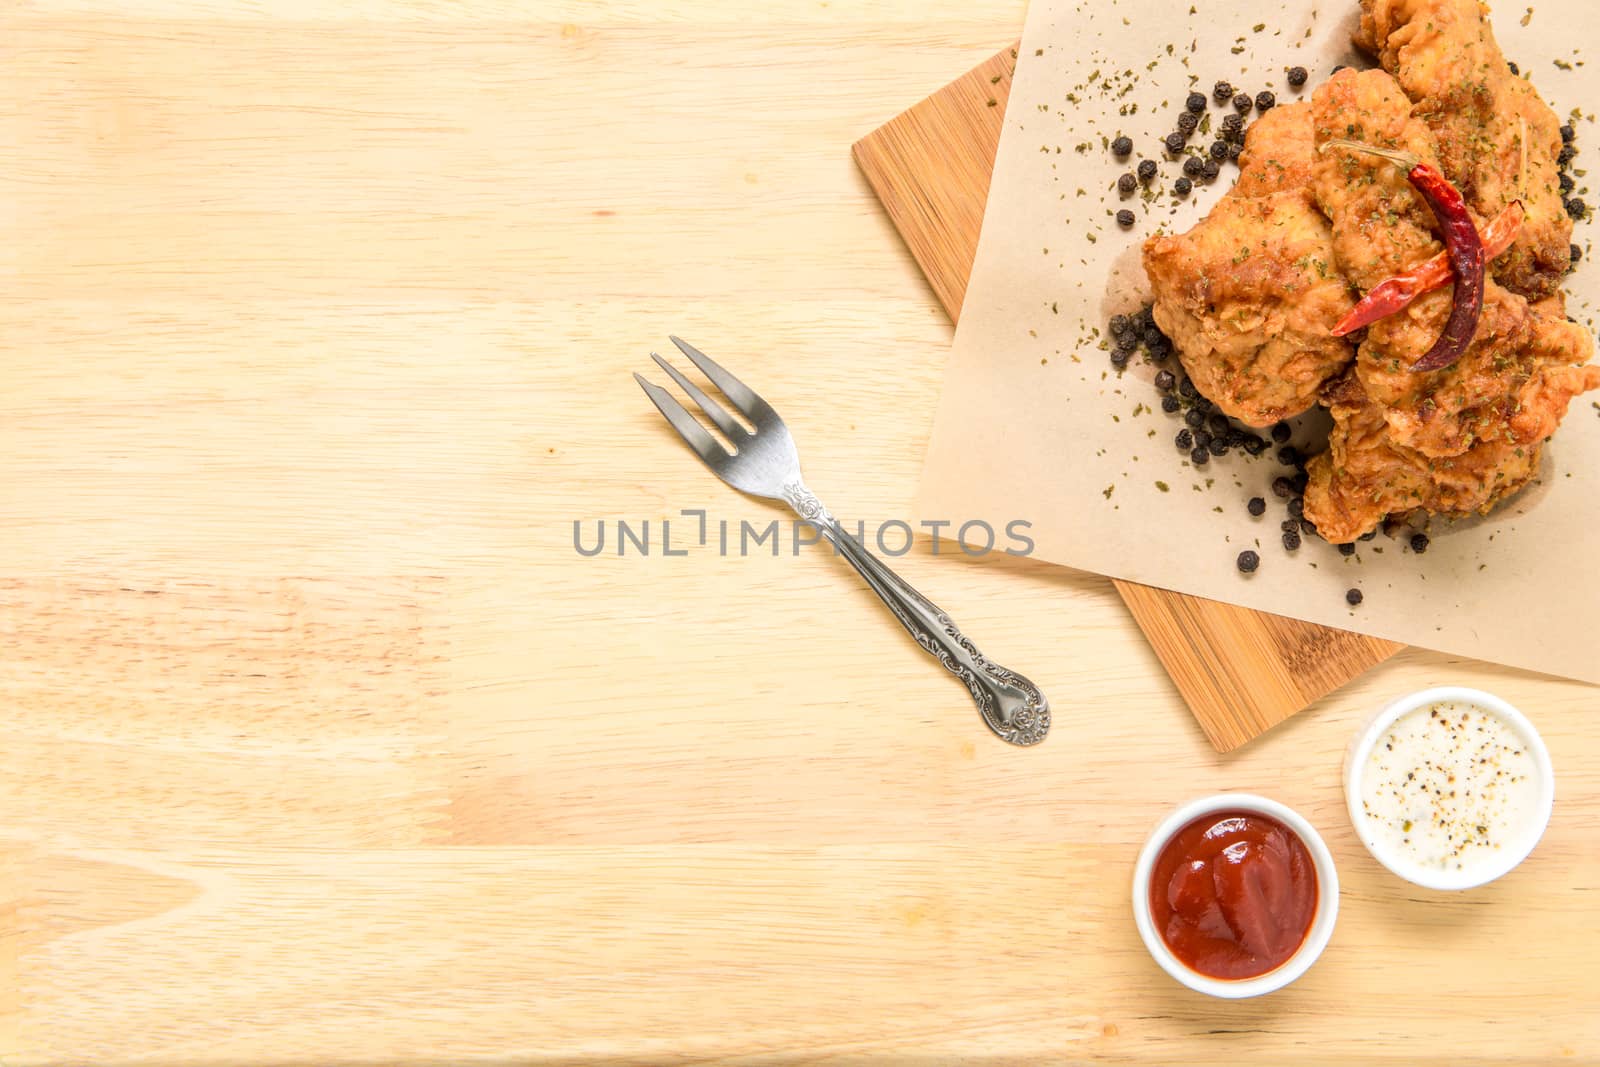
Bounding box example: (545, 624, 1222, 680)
(781, 481, 1050, 746)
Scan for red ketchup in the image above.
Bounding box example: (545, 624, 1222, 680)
(1149, 810, 1318, 980)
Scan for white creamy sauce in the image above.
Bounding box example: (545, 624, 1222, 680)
(1360, 700, 1541, 872)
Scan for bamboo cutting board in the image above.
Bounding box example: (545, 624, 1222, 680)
(853, 48, 1404, 751)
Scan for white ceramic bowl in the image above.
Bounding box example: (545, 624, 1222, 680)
(1343, 686, 1554, 891)
(1132, 793, 1339, 999)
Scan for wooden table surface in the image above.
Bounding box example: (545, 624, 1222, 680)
(3, 1, 1597, 1063)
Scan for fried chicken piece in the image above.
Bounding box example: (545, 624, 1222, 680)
(1304, 370, 1542, 543)
(1144, 104, 1356, 426)
(1356, 0, 1573, 297)
(1310, 69, 1600, 459)
(1307, 70, 1449, 290)
(1358, 285, 1599, 455)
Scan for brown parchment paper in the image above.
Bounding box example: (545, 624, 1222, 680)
(917, 0, 1600, 683)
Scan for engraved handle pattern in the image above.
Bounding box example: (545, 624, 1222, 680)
(783, 480, 1050, 746)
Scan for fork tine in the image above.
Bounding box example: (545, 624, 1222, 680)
(668, 336, 767, 422)
(650, 353, 749, 442)
(633, 372, 729, 465)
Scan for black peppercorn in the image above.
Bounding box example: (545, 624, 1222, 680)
(1176, 428, 1194, 450)
(1207, 414, 1230, 434)
(1118, 172, 1138, 194)
(1281, 519, 1299, 533)
(1175, 176, 1193, 195)
(1300, 518, 1317, 536)
(1154, 369, 1176, 391)
(1186, 91, 1207, 114)
(1271, 476, 1293, 498)
(1559, 143, 1576, 166)
(1116, 330, 1139, 352)
(1209, 437, 1228, 456)
(1338, 542, 1356, 556)
(1271, 421, 1291, 443)
(1290, 470, 1308, 494)
(1214, 80, 1234, 102)
(1111, 135, 1133, 157)
(1117, 208, 1136, 228)
(1237, 550, 1260, 573)
(1282, 528, 1302, 551)
(1287, 496, 1304, 519)
(1255, 90, 1276, 112)
(1201, 160, 1221, 182)
(1227, 142, 1243, 162)
(1137, 158, 1158, 183)
(1178, 378, 1198, 400)
(1410, 532, 1430, 554)
(1161, 395, 1181, 414)
(1190, 447, 1210, 466)
(1147, 337, 1171, 361)
(1560, 171, 1575, 194)
(1192, 429, 1213, 449)
(1183, 155, 1205, 177)
(1247, 496, 1266, 516)
(1176, 111, 1199, 135)
(1507, 60, 1520, 76)
(1566, 198, 1587, 220)
(1166, 132, 1188, 156)
(1562, 123, 1576, 143)
(1277, 445, 1301, 467)
(1242, 435, 1267, 456)
(1572, 243, 1583, 265)
(1142, 325, 1165, 348)
(1233, 92, 1252, 113)
(1346, 587, 1364, 606)
(1209, 140, 1229, 161)
(1136, 305, 1155, 329)
(1359, 529, 1378, 541)
(1287, 65, 1308, 88)
(1110, 348, 1129, 368)
(1110, 313, 1132, 336)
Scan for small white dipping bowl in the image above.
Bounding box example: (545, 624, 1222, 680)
(1344, 686, 1554, 891)
(1132, 793, 1340, 999)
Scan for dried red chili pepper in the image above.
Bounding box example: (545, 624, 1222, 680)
(1321, 139, 1486, 372)
(1332, 200, 1523, 337)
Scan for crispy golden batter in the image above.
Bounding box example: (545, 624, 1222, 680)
(1357, 285, 1599, 456)
(1301, 69, 1600, 539)
(1232, 103, 1321, 198)
(1143, 104, 1356, 426)
(1310, 70, 1598, 459)
(1356, 0, 1573, 297)
(1307, 70, 1448, 290)
(1304, 371, 1542, 544)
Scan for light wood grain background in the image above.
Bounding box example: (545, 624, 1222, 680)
(1, 1, 1596, 1063)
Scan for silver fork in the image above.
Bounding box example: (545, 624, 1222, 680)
(634, 336, 1049, 747)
